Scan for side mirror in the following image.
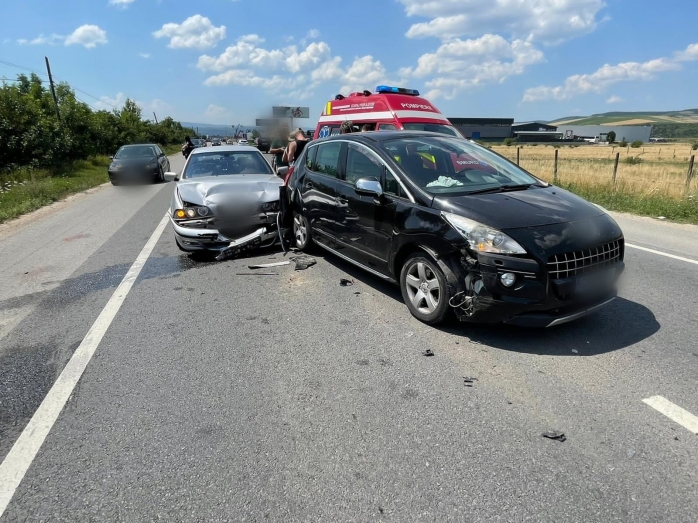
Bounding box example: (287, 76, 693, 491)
(354, 177, 383, 198)
(277, 166, 289, 177)
(163, 171, 178, 182)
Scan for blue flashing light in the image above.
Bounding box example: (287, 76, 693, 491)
(376, 85, 420, 96)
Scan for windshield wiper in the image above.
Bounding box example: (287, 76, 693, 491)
(466, 183, 534, 195)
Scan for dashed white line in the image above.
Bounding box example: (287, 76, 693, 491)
(626, 243, 698, 266)
(0, 213, 170, 517)
(643, 395, 698, 434)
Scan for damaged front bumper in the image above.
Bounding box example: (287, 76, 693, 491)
(169, 214, 279, 253)
(445, 250, 625, 328)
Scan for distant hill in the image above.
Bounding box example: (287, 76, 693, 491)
(550, 109, 698, 126)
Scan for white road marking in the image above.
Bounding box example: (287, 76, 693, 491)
(0, 213, 170, 517)
(643, 395, 698, 434)
(626, 243, 698, 266)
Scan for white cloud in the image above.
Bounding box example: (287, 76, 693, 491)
(398, 0, 606, 44)
(606, 95, 623, 104)
(65, 25, 108, 48)
(94, 92, 126, 110)
(153, 15, 226, 50)
(139, 52, 150, 58)
(17, 34, 64, 45)
(522, 44, 698, 102)
(400, 34, 544, 99)
(205, 104, 232, 121)
(109, 0, 136, 7)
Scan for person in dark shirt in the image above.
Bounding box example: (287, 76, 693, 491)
(284, 128, 308, 166)
(182, 136, 195, 159)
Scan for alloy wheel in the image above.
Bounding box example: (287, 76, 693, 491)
(405, 261, 441, 314)
(293, 214, 308, 248)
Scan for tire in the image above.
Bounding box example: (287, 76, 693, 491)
(292, 210, 313, 251)
(400, 252, 451, 325)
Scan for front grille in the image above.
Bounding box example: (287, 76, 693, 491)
(548, 240, 623, 279)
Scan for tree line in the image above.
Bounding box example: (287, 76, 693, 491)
(0, 73, 196, 174)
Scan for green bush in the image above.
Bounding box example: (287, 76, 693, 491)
(630, 140, 643, 148)
(624, 156, 643, 165)
(606, 131, 616, 143)
(619, 139, 628, 147)
(691, 141, 698, 150)
(503, 138, 514, 146)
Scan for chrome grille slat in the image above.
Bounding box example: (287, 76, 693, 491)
(548, 240, 622, 279)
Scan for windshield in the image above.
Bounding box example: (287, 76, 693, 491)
(115, 146, 156, 159)
(383, 136, 543, 196)
(401, 123, 461, 137)
(183, 151, 274, 178)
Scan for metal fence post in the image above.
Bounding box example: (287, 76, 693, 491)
(516, 147, 520, 166)
(612, 152, 620, 187)
(686, 155, 695, 194)
(553, 149, 559, 184)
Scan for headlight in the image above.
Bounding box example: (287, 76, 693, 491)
(110, 163, 122, 171)
(262, 201, 280, 212)
(442, 212, 526, 255)
(173, 206, 212, 220)
(147, 162, 158, 169)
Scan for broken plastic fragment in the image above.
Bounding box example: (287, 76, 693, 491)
(542, 431, 566, 442)
(422, 349, 435, 357)
(340, 278, 355, 286)
(291, 255, 317, 270)
(248, 261, 291, 269)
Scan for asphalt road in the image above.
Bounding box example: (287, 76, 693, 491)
(0, 153, 697, 522)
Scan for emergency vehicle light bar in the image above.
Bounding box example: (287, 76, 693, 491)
(376, 85, 420, 96)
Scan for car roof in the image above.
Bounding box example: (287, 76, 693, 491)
(120, 143, 158, 148)
(190, 145, 260, 154)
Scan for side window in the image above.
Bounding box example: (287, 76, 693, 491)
(384, 170, 408, 199)
(313, 142, 342, 178)
(378, 124, 398, 131)
(155, 145, 163, 156)
(305, 145, 318, 170)
(345, 144, 383, 185)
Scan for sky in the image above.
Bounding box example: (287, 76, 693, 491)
(2, 0, 697, 127)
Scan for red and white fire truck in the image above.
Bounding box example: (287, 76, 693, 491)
(313, 86, 463, 140)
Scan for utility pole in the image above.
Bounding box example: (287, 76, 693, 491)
(153, 112, 158, 124)
(44, 56, 61, 123)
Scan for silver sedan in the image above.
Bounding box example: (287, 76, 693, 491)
(164, 146, 283, 259)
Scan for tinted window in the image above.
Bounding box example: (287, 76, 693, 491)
(183, 151, 274, 178)
(402, 123, 460, 137)
(383, 136, 542, 196)
(384, 170, 408, 199)
(115, 146, 156, 158)
(378, 124, 397, 131)
(312, 142, 342, 178)
(345, 144, 383, 184)
(305, 145, 318, 170)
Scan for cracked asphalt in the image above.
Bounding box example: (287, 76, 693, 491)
(0, 152, 697, 522)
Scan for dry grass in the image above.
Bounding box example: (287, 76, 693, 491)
(604, 119, 655, 125)
(492, 143, 697, 199)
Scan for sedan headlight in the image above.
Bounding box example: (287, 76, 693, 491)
(262, 201, 280, 212)
(110, 163, 122, 171)
(147, 161, 158, 169)
(442, 212, 526, 255)
(173, 206, 212, 220)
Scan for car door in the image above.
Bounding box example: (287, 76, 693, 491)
(334, 142, 396, 274)
(299, 141, 343, 245)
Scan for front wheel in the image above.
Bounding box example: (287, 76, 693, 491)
(400, 253, 451, 325)
(293, 211, 313, 251)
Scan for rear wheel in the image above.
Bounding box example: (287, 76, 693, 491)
(400, 253, 451, 325)
(293, 211, 313, 251)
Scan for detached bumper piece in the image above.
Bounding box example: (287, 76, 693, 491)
(214, 227, 277, 261)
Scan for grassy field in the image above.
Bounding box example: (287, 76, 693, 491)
(492, 143, 698, 223)
(0, 157, 112, 223)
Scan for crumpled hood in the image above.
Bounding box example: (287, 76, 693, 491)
(432, 186, 604, 230)
(176, 175, 283, 207)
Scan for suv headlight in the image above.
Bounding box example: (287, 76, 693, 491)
(442, 212, 526, 255)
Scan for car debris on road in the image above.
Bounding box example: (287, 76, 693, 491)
(542, 431, 567, 442)
(248, 261, 292, 269)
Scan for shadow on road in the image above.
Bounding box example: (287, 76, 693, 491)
(318, 250, 659, 356)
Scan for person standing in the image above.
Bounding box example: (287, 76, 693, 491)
(269, 126, 289, 172)
(181, 136, 195, 159)
(284, 128, 308, 166)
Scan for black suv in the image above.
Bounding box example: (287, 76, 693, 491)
(284, 131, 624, 327)
(256, 137, 271, 153)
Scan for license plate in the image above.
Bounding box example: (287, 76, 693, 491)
(575, 268, 616, 294)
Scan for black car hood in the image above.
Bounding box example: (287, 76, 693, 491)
(431, 186, 604, 230)
(111, 158, 154, 167)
